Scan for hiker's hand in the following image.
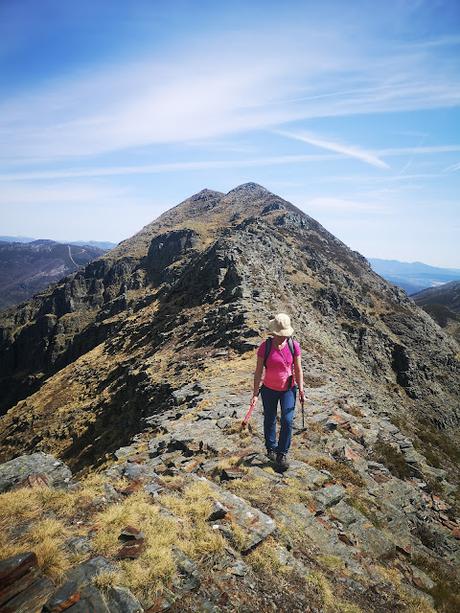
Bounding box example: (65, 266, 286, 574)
(299, 389, 305, 404)
(250, 394, 259, 407)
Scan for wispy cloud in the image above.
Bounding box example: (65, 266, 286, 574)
(0, 181, 148, 207)
(303, 196, 387, 214)
(2, 142, 460, 182)
(378, 145, 460, 156)
(442, 161, 460, 173)
(312, 173, 444, 184)
(1, 26, 459, 164)
(274, 129, 389, 169)
(0, 154, 340, 182)
(403, 34, 460, 50)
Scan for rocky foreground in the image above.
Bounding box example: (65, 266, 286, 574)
(0, 184, 459, 611)
(1, 370, 459, 612)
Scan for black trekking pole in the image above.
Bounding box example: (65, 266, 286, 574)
(294, 396, 307, 435)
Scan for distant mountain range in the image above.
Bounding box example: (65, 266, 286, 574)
(368, 258, 460, 294)
(0, 239, 108, 310)
(412, 280, 460, 342)
(0, 236, 117, 250)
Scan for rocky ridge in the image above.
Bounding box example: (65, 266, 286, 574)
(0, 239, 106, 311)
(0, 183, 459, 611)
(413, 281, 460, 342)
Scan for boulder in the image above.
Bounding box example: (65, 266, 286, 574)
(192, 475, 276, 553)
(0, 453, 72, 493)
(44, 557, 143, 613)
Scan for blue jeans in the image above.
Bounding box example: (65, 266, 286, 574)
(260, 384, 297, 454)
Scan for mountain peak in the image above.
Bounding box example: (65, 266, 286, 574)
(226, 182, 270, 196)
(189, 188, 225, 201)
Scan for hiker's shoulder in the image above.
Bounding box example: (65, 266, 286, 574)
(256, 339, 267, 356)
(292, 338, 301, 355)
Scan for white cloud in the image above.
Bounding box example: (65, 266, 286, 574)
(0, 28, 459, 163)
(303, 196, 387, 214)
(274, 129, 389, 169)
(0, 154, 341, 182)
(2, 142, 459, 182)
(0, 181, 147, 207)
(378, 145, 460, 156)
(442, 161, 460, 173)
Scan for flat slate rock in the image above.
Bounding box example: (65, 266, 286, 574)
(1, 575, 54, 613)
(191, 475, 275, 553)
(63, 557, 115, 587)
(0, 552, 42, 608)
(64, 584, 109, 612)
(284, 461, 329, 488)
(0, 551, 38, 585)
(43, 580, 81, 612)
(0, 566, 41, 607)
(0, 453, 72, 493)
(45, 558, 143, 613)
(327, 500, 367, 528)
(313, 484, 346, 510)
(166, 421, 231, 456)
(349, 520, 396, 559)
(106, 586, 144, 613)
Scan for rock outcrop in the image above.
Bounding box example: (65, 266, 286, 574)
(0, 239, 106, 311)
(0, 183, 459, 611)
(412, 280, 460, 342)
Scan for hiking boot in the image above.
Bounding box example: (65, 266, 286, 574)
(266, 448, 277, 462)
(276, 453, 290, 472)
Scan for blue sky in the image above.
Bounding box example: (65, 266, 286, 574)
(1, 0, 459, 266)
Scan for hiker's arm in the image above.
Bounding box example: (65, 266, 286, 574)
(253, 355, 264, 396)
(294, 355, 305, 401)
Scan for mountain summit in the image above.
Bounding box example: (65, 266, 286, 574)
(1, 183, 457, 431)
(0, 184, 459, 610)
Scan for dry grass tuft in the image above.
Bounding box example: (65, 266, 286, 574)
(227, 476, 274, 511)
(246, 537, 293, 576)
(372, 564, 436, 613)
(92, 570, 119, 592)
(306, 571, 362, 613)
(88, 480, 227, 603)
(0, 514, 71, 581)
(308, 456, 365, 487)
(0, 487, 41, 530)
(0, 471, 124, 580)
(92, 491, 177, 600)
(318, 554, 347, 572)
(160, 480, 226, 560)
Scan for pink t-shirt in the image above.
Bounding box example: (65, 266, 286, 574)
(257, 338, 301, 391)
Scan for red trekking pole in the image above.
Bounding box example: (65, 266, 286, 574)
(241, 395, 258, 429)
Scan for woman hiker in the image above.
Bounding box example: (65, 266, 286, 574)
(252, 313, 305, 471)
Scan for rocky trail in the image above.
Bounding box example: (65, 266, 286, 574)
(1, 372, 459, 612)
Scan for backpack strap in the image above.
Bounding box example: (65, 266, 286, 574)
(287, 336, 295, 358)
(264, 336, 296, 367)
(288, 336, 296, 388)
(263, 337, 273, 368)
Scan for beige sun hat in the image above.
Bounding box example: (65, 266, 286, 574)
(268, 313, 294, 337)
